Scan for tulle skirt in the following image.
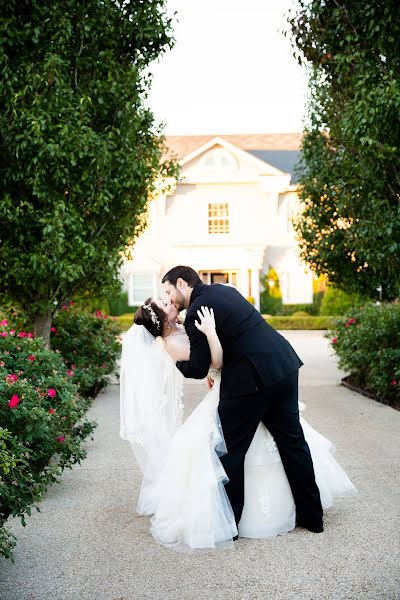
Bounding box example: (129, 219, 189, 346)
(146, 385, 356, 550)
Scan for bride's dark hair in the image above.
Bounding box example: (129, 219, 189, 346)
(134, 298, 166, 338)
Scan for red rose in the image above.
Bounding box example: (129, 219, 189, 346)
(332, 338, 338, 344)
(8, 394, 20, 409)
(391, 380, 397, 386)
(49, 408, 56, 414)
(27, 354, 35, 361)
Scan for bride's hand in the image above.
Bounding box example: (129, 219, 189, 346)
(194, 306, 216, 336)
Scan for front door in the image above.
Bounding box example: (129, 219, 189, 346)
(199, 270, 238, 287)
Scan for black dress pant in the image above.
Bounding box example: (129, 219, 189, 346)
(218, 370, 323, 528)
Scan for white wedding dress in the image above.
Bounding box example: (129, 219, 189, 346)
(120, 326, 356, 551)
(149, 369, 357, 551)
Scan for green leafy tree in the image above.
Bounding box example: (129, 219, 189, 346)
(0, 0, 178, 345)
(288, 1, 400, 300)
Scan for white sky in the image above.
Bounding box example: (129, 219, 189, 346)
(147, 0, 308, 135)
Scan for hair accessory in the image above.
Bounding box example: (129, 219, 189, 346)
(142, 303, 160, 328)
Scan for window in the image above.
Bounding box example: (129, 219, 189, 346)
(208, 203, 229, 234)
(200, 271, 238, 287)
(130, 273, 154, 305)
(200, 148, 236, 170)
(286, 198, 298, 233)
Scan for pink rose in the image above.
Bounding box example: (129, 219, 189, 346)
(6, 374, 18, 383)
(10, 330, 15, 336)
(47, 388, 57, 398)
(391, 380, 397, 386)
(57, 435, 66, 443)
(0, 360, 5, 366)
(51, 327, 57, 333)
(67, 370, 74, 377)
(1, 332, 8, 337)
(0, 319, 8, 326)
(48, 408, 56, 414)
(27, 354, 35, 361)
(8, 394, 20, 408)
(27, 332, 34, 338)
(18, 331, 27, 338)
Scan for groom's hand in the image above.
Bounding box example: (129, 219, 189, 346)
(206, 375, 215, 389)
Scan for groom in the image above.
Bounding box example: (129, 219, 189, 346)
(162, 265, 323, 535)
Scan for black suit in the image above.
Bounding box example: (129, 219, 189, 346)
(176, 282, 323, 528)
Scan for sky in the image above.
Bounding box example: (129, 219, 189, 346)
(147, 0, 309, 135)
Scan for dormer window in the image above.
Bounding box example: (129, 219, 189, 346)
(208, 203, 229, 234)
(200, 148, 237, 170)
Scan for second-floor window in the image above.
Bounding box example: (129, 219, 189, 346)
(208, 203, 229, 234)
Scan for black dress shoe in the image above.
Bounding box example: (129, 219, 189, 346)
(232, 535, 239, 541)
(296, 521, 324, 533)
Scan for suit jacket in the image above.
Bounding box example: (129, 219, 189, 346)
(176, 282, 303, 396)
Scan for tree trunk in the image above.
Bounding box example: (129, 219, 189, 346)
(33, 309, 53, 349)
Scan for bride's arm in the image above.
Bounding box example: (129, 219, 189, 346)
(194, 306, 223, 369)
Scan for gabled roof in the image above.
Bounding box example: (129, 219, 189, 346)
(181, 136, 285, 177)
(165, 133, 302, 182)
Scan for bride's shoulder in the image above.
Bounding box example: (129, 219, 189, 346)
(155, 336, 166, 349)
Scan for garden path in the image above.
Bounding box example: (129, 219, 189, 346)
(1, 332, 399, 600)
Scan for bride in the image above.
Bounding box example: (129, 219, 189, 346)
(120, 298, 356, 550)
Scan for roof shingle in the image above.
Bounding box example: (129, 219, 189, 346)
(164, 133, 302, 159)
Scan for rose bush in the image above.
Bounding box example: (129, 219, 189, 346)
(51, 305, 121, 398)
(327, 303, 400, 408)
(0, 325, 96, 560)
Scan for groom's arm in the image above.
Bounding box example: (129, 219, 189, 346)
(176, 311, 211, 379)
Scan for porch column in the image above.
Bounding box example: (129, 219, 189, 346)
(251, 267, 260, 311)
(240, 268, 250, 298)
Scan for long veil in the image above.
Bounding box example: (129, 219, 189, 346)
(119, 324, 184, 514)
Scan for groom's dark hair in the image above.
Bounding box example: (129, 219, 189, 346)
(162, 265, 201, 288)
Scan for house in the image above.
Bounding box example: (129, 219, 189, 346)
(121, 133, 313, 311)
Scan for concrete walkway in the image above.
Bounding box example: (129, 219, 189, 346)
(1, 331, 399, 600)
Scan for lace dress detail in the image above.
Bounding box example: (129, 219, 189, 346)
(264, 431, 278, 455)
(208, 367, 222, 380)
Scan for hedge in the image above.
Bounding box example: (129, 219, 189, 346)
(0, 327, 96, 560)
(264, 315, 337, 330)
(114, 313, 337, 332)
(328, 303, 400, 408)
(51, 306, 122, 398)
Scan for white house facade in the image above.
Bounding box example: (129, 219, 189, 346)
(121, 133, 313, 311)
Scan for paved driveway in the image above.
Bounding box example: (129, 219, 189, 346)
(1, 331, 399, 600)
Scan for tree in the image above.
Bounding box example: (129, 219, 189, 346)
(288, 1, 400, 300)
(0, 0, 178, 345)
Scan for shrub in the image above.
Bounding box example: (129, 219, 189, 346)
(320, 286, 368, 316)
(277, 291, 325, 316)
(327, 303, 400, 408)
(51, 306, 122, 398)
(113, 313, 135, 332)
(0, 326, 96, 560)
(263, 315, 336, 330)
(108, 291, 136, 316)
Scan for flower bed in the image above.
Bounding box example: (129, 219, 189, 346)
(328, 303, 400, 409)
(0, 324, 96, 560)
